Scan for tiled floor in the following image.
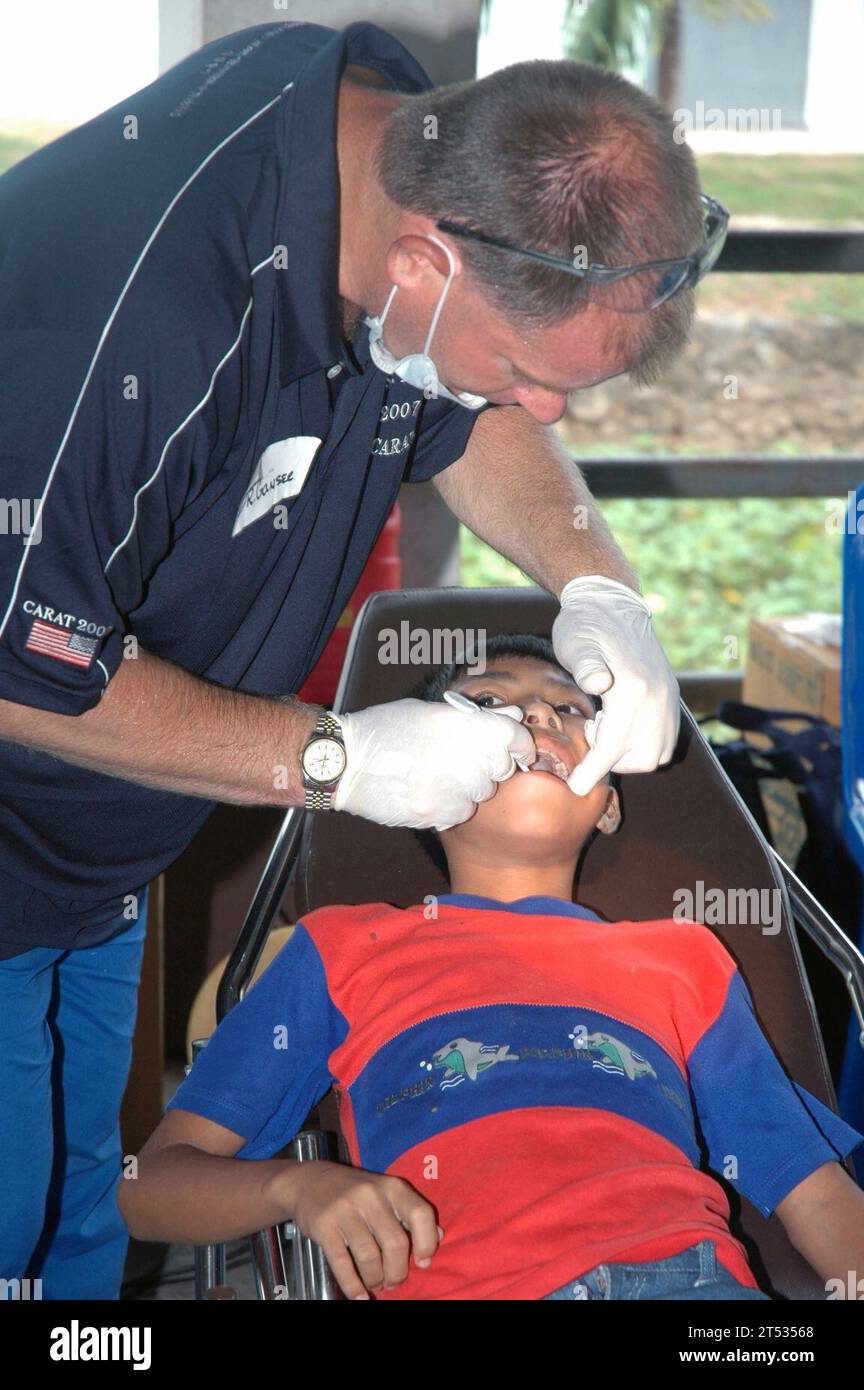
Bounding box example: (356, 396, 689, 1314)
(122, 1233, 259, 1301)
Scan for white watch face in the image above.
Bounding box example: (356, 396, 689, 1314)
(304, 736, 346, 784)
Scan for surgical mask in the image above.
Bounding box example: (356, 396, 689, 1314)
(364, 235, 488, 411)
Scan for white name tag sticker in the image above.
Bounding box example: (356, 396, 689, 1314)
(232, 435, 321, 537)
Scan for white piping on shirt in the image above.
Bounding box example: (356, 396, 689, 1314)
(0, 81, 294, 643)
(103, 249, 276, 575)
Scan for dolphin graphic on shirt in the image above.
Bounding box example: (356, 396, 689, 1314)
(432, 1037, 519, 1087)
(580, 1031, 656, 1081)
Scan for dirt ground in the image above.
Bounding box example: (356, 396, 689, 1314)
(560, 312, 864, 456)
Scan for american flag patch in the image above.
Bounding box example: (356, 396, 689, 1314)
(25, 620, 98, 670)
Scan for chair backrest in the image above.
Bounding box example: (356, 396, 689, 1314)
(295, 586, 840, 1299)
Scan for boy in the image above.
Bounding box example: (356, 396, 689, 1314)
(121, 635, 864, 1300)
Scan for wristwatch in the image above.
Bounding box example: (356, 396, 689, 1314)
(299, 711, 347, 811)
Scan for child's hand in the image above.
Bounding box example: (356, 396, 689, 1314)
(287, 1160, 442, 1299)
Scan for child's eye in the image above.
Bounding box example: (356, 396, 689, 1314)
(470, 694, 589, 717)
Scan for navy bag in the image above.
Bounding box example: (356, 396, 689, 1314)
(702, 699, 862, 1158)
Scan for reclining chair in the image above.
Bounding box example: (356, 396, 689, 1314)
(188, 586, 864, 1302)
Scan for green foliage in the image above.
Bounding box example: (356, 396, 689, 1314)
(698, 154, 864, 226)
(0, 132, 39, 176)
(0, 124, 69, 176)
(460, 495, 843, 670)
(565, 0, 673, 68)
(563, 0, 773, 68)
(692, 0, 774, 22)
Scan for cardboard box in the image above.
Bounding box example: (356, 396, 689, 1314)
(741, 614, 842, 865)
(743, 613, 841, 728)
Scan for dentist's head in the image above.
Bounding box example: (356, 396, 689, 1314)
(338, 55, 707, 423)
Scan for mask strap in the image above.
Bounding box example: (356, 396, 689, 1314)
(377, 283, 399, 327)
(422, 235, 456, 357)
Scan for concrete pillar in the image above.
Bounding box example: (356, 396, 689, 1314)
(805, 0, 864, 149)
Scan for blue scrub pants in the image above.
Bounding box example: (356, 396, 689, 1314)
(0, 888, 148, 1300)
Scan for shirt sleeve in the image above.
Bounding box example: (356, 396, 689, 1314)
(687, 966, 864, 1217)
(0, 126, 252, 716)
(402, 397, 496, 484)
(165, 924, 349, 1161)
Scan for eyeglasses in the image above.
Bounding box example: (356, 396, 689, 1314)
(434, 193, 729, 314)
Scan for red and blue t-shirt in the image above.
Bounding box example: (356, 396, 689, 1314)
(166, 893, 864, 1300)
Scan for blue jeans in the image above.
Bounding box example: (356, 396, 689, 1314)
(542, 1239, 772, 1300)
(0, 888, 148, 1300)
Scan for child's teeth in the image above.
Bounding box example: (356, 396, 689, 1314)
(531, 752, 565, 778)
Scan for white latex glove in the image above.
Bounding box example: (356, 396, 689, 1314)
(552, 574, 680, 796)
(331, 696, 537, 831)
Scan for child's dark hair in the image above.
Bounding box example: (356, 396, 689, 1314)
(407, 632, 596, 708)
(407, 632, 606, 878)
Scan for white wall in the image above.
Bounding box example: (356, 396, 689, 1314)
(477, 0, 568, 75)
(0, 0, 159, 125)
(805, 0, 864, 148)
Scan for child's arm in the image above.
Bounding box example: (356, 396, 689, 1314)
(774, 1160, 864, 1289)
(682, 934, 864, 1281)
(119, 1108, 303, 1245)
(127, 919, 444, 1297)
(119, 1107, 441, 1300)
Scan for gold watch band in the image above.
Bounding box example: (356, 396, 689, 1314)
(302, 711, 346, 811)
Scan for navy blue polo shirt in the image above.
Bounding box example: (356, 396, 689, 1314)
(0, 21, 489, 957)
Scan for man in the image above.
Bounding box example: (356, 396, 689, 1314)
(0, 20, 725, 1297)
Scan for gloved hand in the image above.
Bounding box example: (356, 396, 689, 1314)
(331, 697, 537, 831)
(552, 574, 680, 796)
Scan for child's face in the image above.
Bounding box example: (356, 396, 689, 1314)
(440, 654, 620, 864)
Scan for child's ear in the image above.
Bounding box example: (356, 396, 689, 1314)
(594, 786, 621, 836)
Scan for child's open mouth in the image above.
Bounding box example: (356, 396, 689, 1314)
(521, 744, 572, 782)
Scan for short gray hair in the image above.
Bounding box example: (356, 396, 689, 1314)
(378, 59, 705, 386)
